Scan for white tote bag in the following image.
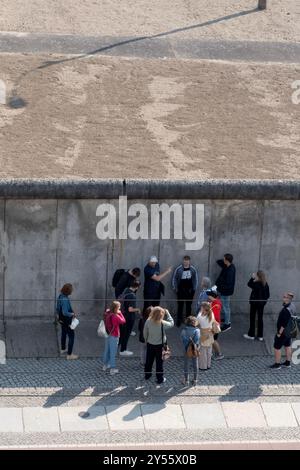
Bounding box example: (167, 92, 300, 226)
(70, 318, 79, 330)
(97, 319, 108, 338)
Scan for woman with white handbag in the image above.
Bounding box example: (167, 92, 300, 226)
(56, 283, 79, 360)
(102, 301, 126, 375)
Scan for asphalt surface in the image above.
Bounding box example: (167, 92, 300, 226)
(0, 32, 299, 63)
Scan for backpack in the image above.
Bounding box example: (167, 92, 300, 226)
(285, 315, 298, 339)
(112, 269, 125, 288)
(186, 333, 200, 358)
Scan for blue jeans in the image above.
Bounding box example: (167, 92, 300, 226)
(61, 324, 74, 355)
(103, 335, 119, 369)
(220, 295, 231, 325)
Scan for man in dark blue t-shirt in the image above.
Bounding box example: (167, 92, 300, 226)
(143, 256, 172, 310)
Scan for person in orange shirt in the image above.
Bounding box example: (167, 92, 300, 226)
(206, 289, 224, 360)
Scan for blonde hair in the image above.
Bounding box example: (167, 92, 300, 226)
(110, 301, 121, 313)
(149, 306, 165, 324)
(200, 301, 213, 322)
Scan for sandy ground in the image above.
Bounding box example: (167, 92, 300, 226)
(0, 0, 299, 42)
(0, 54, 299, 180)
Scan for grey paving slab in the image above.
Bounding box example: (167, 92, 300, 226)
(105, 404, 144, 430)
(23, 407, 60, 433)
(222, 402, 267, 428)
(182, 403, 227, 429)
(58, 406, 108, 432)
(262, 403, 298, 428)
(0, 408, 23, 432)
(291, 403, 300, 426)
(141, 404, 186, 430)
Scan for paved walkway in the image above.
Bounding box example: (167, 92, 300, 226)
(2, 400, 300, 434)
(0, 32, 299, 63)
(1, 356, 300, 447)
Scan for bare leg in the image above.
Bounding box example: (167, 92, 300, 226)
(286, 347, 292, 362)
(274, 349, 281, 363)
(213, 341, 221, 355)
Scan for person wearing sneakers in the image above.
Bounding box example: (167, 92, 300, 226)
(102, 301, 126, 375)
(172, 256, 199, 327)
(206, 288, 224, 360)
(119, 280, 141, 357)
(56, 283, 79, 360)
(244, 270, 270, 342)
(144, 307, 174, 384)
(197, 302, 215, 371)
(181, 316, 200, 386)
(270, 293, 295, 370)
(216, 254, 236, 332)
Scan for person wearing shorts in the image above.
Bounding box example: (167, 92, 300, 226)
(270, 292, 294, 370)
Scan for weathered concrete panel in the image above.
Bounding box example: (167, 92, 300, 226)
(5, 321, 58, 357)
(208, 201, 263, 314)
(260, 201, 300, 315)
(56, 200, 110, 319)
(159, 200, 212, 317)
(106, 199, 160, 309)
(4, 200, 57, 318)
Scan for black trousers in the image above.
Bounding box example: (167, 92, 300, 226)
(61, 324, 75, 355)
(143, 298, 161, 311)
(119, 312, 135, 352)
(248, 303, 265, 338)
(145, 343, 164, 383)
(176, 290, 194, 326)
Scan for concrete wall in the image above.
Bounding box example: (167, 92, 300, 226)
(0, 192, 299, 356)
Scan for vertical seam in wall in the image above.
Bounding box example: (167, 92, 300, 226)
(105, 243, 109, 306)
(54, 199, 59, 353)
(2, 199, 5, 323)
(207, 200, 214, 277)
(258, 200, 265, 269)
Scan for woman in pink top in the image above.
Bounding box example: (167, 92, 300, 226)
(102, 301, 126, 375)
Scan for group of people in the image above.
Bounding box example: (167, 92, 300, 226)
(56, 252, 297, 384)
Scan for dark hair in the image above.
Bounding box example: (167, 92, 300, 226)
(132, 267, 141, 277)
(206, 289, 218, 299)
(143, 306, 153, 320)
(224, 253, 233, 263)
(61, 283, 73, 296)
(257, 270, 267, 286)
(185, 316, 199, 327)
(183, 255, 191, 261)
(131, 280, 141, 289)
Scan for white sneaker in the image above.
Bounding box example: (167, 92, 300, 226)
(258, 337, 264, 342)
(102, 364, 110, 371)
(119, 350, 133, 356)
(243, 334, 255, 340)
(130, 331, 136, 336)
(110, 368, 119, 375)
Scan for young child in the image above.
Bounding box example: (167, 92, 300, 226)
(181, 316, 200, 386)
(206, 289, 224, 360)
